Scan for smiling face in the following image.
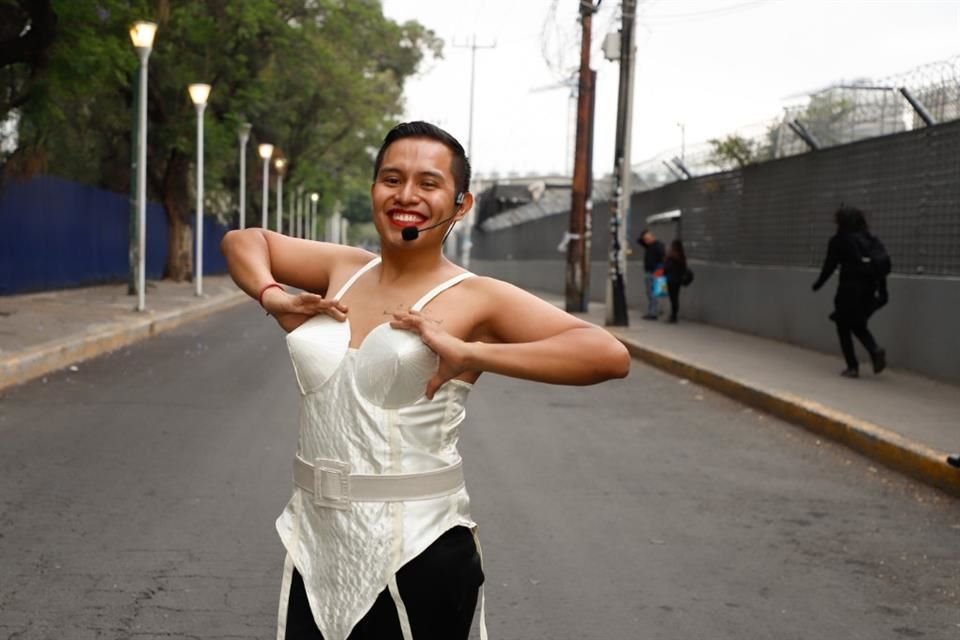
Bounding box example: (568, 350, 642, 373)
(371, 136, 465, 246)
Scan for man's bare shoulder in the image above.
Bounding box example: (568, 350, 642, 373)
(457, 275, 556, 309)
(458, 274, 513, 297)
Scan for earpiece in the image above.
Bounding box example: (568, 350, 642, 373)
(455, 192, 465, 206)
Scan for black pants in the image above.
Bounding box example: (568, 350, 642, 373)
(666, 280, 680, 321)
(835, 319, 878, 370)
(285, 526, 484, 639)
(832, 282, 881, 370)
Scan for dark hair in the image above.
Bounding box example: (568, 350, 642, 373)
(637, 228, 651, 246)
(372, 121, 471, 195)
(668, 239, 687, 266)
(834, 205, 869, 234)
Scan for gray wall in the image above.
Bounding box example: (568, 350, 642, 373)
(470, 119, 960, 383)
(471, 258, 960, 384)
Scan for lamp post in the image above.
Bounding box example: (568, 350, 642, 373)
(129, 20, 157, 312)
(274, 157, 286, 234)
(303, 191, 309, 238)
(188, 83, 211, 297)
(297, 187, 304, 238)
(310, 192, 319, 241)
(238, 122, 252, 229)
(258, 143, 273, 228)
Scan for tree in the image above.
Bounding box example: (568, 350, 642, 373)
(0, 0, 58, 115)
(707, 134, 756, 169)
(5, 0, 440, 280)
(0, 0, 57, 171)
(794, 89, 856, 147)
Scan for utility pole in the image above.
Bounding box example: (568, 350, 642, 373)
(605, 0, 635, 326)
(453, 35, 495, 268)
(567, 0, 598, 313)
(453, 34, 496, 160)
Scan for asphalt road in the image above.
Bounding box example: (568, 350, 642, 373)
(0, 304, 957, 640)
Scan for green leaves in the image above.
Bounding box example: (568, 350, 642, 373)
(8, 0, 436, 203)
(5, 0, 439, 274)
(707, 134, 757, 169)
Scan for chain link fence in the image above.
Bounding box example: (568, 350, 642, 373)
(474, 119, 960, 277)
(633, 120, 960, 276)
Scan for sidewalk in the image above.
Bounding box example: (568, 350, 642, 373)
(0, 276, 246, 392)
(0, 280, 957, 497)
(546, 295, 959, 498)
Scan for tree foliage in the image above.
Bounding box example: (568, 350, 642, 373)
(793, 90, 855, 147)
(0, 0, 58, 117)
(3, 0, 440, 279)
(707, 134, 757, 170)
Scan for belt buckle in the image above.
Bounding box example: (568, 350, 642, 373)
(313, 458, 351, 510)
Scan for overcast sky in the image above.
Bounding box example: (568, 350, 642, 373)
(381, 0, 960, 179)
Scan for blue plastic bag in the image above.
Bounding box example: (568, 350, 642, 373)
(653, 274, 668, 298)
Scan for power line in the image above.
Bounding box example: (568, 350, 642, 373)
(452, 35, 496, 160)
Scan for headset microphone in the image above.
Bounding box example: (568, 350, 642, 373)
(401, 192, 465, 242)
(402, 214, 457, 241)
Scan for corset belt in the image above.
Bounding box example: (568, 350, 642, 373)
(293, 455, 465, 510)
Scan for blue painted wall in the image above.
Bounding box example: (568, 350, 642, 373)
(0, 175, 229, 295)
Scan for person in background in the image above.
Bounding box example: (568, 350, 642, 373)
(663, 239, 688, 324)
(812, 206, 887, 378)
(636, 229, 665, 320)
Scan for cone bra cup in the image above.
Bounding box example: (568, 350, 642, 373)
(285, 314, 352, 394)
(286, 315, 437, 408)
(354, 322, 439, 408)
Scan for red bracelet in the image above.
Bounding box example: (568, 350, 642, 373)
(258, 282, 284, 308)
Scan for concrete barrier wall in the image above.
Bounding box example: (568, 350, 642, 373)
(471, 258, 960, 384)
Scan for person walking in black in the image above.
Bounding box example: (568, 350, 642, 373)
(663, 239, 689, 323)
(812, 206, 888, 378)
(637, 229, 665, 320)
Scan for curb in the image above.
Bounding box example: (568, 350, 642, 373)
(609, 330, 960, 498)
(0, 290, 247, 394)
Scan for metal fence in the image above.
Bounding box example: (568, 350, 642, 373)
(473, 119, 960, 277)
(0, 175, 230, 295)
(633, 55, 960, 189)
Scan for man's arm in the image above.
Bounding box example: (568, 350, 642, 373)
(220, 229, 372, 329)
(391, 278, 630, 397)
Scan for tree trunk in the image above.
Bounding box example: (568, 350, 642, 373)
(161, 151, 193, 282)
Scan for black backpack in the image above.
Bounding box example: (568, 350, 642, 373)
(852, 232, 892, 280)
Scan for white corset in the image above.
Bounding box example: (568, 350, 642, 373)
(276, 257, 480, 640)
(285, 256, 474, 408)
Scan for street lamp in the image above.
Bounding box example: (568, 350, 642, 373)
(258, 143, 273, 228)
(129, 20, 157, 312)
(188, 83, 211, 297)
(310, 192, 319, 241)
(297, 187, 304, 238)
(238, 122, 252, 229)
(274, 157, 286, 234)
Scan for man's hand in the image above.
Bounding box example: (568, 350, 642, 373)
(262, 287, 348, 322)
(389, 310, 472, 399)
